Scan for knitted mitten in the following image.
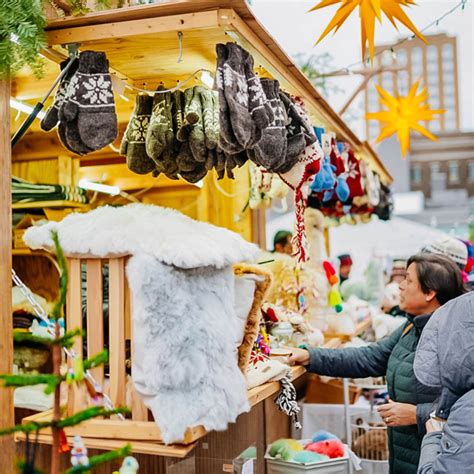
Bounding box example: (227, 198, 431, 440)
(187, 87, 207, 163)
(247, 79, 287, 172)
(345, 148, 364, 198)
(178, 143, 207, 183)
(176, 87, 196, 142)
(61, 51, 117, 152)
(220, 43, 256, 149)
(41, 58, 78, 132)
(243, 50, 274, 145)
(146, 89, 174, 162)
(280, 91, 316, 166)
(201, 88, 219, 150)
(215, 44, 244, 154)
(121, 94, 156, 175)
(215, 148, 227, 180)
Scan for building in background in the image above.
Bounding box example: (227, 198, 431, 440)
(365, 33, 460, 141)
(366, 34, 472, 238)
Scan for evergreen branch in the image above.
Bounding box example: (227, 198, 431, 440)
(13, 332, 54, 346)
(66, 444, 132, 473)
(94, 0, 112, 11)
(51, 230, 68, 321)
(0, 420, 53, 436)
(83, 350, 108, 371)
(0, 374, 60, 389)
(57, 407, 130, 429)
(16, 460, 43, 474)
(57, 328, 84, 349)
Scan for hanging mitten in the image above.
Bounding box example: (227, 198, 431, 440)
(187, 86, 208, 163)
(311, 155, 336, 192)
(177, 143, 207, 183)
(200, 88, 219, 150)
(345, 148, 364, 198)
(42, 58, 78, 132)
(314, 127, 324, 145)
(146, 89, 174, 162)
(62, 51, 117, 152)
(215, 43, 243, 154)
(121, 94, 156, 175)
(330, 136, 345, 176)
(335, 174, 350, 202)
(247, 79, 288, 172)
(243, 49, 274, 145)
(219, 43, 259, 150)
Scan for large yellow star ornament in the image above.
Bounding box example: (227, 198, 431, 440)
(366, 81, 445, 158)
(310, 0, 426, 61)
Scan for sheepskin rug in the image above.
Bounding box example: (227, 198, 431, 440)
(25, 204, 260, 443)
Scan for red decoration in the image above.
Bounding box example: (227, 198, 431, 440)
(58, 428, 71, 453)
(305, 439, 345, 459)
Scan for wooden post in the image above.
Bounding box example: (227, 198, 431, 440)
(0, 79, 14, 470)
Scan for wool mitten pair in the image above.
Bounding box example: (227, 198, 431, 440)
(215, 43, 273, 154)
(247, 78, 288, 173)
(41, 59, 77, 132)
(345, 149, 364, 198)
(122, 94, 156, 175)
(59, 51, 117, 156)
(176, 87, 199, 142)
(146, 88, 174, 166)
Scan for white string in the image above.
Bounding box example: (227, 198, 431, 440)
(320, 0, 469, 77)
(11, 269, 125, 420)
(123, 68, 214, 96)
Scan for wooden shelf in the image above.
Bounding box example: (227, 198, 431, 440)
(12, 200, 88, 210)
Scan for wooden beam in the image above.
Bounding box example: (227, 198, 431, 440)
(45, 10, 220, 45)
(0, 78, 14, 471)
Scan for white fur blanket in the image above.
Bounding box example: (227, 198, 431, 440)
(24, 204, 258, 269)
(25, 204, 259, 443)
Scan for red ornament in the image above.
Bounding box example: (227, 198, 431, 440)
(58, 428, 71, 453)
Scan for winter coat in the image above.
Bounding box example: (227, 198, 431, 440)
(415, 293, 474, 473)
(307, 314, 440, 474)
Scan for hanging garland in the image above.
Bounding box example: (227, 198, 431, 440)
(366, 80, 444, 158)
(309, 0, 426, 62)
(0, 0, 46, 78)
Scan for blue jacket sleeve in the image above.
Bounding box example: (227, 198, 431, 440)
(306, 324, 404, 378)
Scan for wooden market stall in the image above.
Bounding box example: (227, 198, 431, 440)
(2, 0, 393, 471)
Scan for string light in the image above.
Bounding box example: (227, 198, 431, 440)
(319, 0, 468, 77)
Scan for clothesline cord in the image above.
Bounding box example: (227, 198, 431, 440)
(123, 68, 215, 95)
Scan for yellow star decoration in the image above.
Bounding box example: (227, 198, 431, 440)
(366, 81, 445, 158)
(310, 0, 426, 61)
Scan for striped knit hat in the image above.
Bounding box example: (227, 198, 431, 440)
(423, 237, 468, 270)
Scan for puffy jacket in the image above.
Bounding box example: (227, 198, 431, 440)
(307, 314, 440, 474)
(415, 293, 474, 473)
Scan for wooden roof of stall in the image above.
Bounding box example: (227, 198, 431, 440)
(11, 0, 392, 183)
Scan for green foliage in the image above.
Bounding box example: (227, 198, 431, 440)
(65, 0, 90, 15)
(57, 328, 84, 349)
(0, 0, 46, 78)
(0, 374, 60, 393)
(13, 331, 54, 347)
(95, 0, 112, 10)
(51, 230, 68, 321)
(57, 406, 130, 429)
(66, 444, 132, 473)
(83, 350, 108, 371)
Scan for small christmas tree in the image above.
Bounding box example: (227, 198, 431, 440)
(1, 231, 131, 473)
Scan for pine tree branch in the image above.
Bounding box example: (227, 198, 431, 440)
(0, 374, 60, 391)
(57, 407, 130, 429)
(13, 332, 54, 346)
(83, 350, 108, 371)
(65, 444, 132, 473)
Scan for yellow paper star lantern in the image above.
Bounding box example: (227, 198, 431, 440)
(366, 81, 445, 158)
(310, 0, 426, 61)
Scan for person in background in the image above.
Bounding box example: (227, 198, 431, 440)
(415, 292, 474, 473)
(288, 254, 466, 474)
(337, 253, 353, 284)
(422, 237, 467, 273)
(272, 230, 293, 255)
(389, 259, 407, 284)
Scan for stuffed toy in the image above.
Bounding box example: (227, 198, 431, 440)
(305, 439, 345, 458)
(269, 439, 303, 461)
(312, 430, 340, 443)
(293, 451, 329, 463)
(352, 423, 388, 461)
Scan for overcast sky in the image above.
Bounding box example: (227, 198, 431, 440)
(250, 0, 473, 138)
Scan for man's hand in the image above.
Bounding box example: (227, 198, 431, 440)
(378, 399, 417, 426)
(287, 347, 310, 367)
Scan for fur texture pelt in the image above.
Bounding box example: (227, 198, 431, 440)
(24, 203, 258, 269)
(24, 204, 260, 444)
(233, 264, 272, 372)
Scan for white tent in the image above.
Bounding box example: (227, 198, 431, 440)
(266, 213, 448, 279)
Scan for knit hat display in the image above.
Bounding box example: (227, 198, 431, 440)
(146, 88, 174, 164)
(60, 51, 117, 153)
(423, 237, 468, 270)
(41, 58, 78, 132)
(121, 94, 156, 175)
(247, 78, 288, 172)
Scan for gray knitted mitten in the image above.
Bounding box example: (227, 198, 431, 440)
(121, 94, 155, 175)
(146, 89, 174, 162)
(61, 51, 117, 152)
(247, 79, 288, 172)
